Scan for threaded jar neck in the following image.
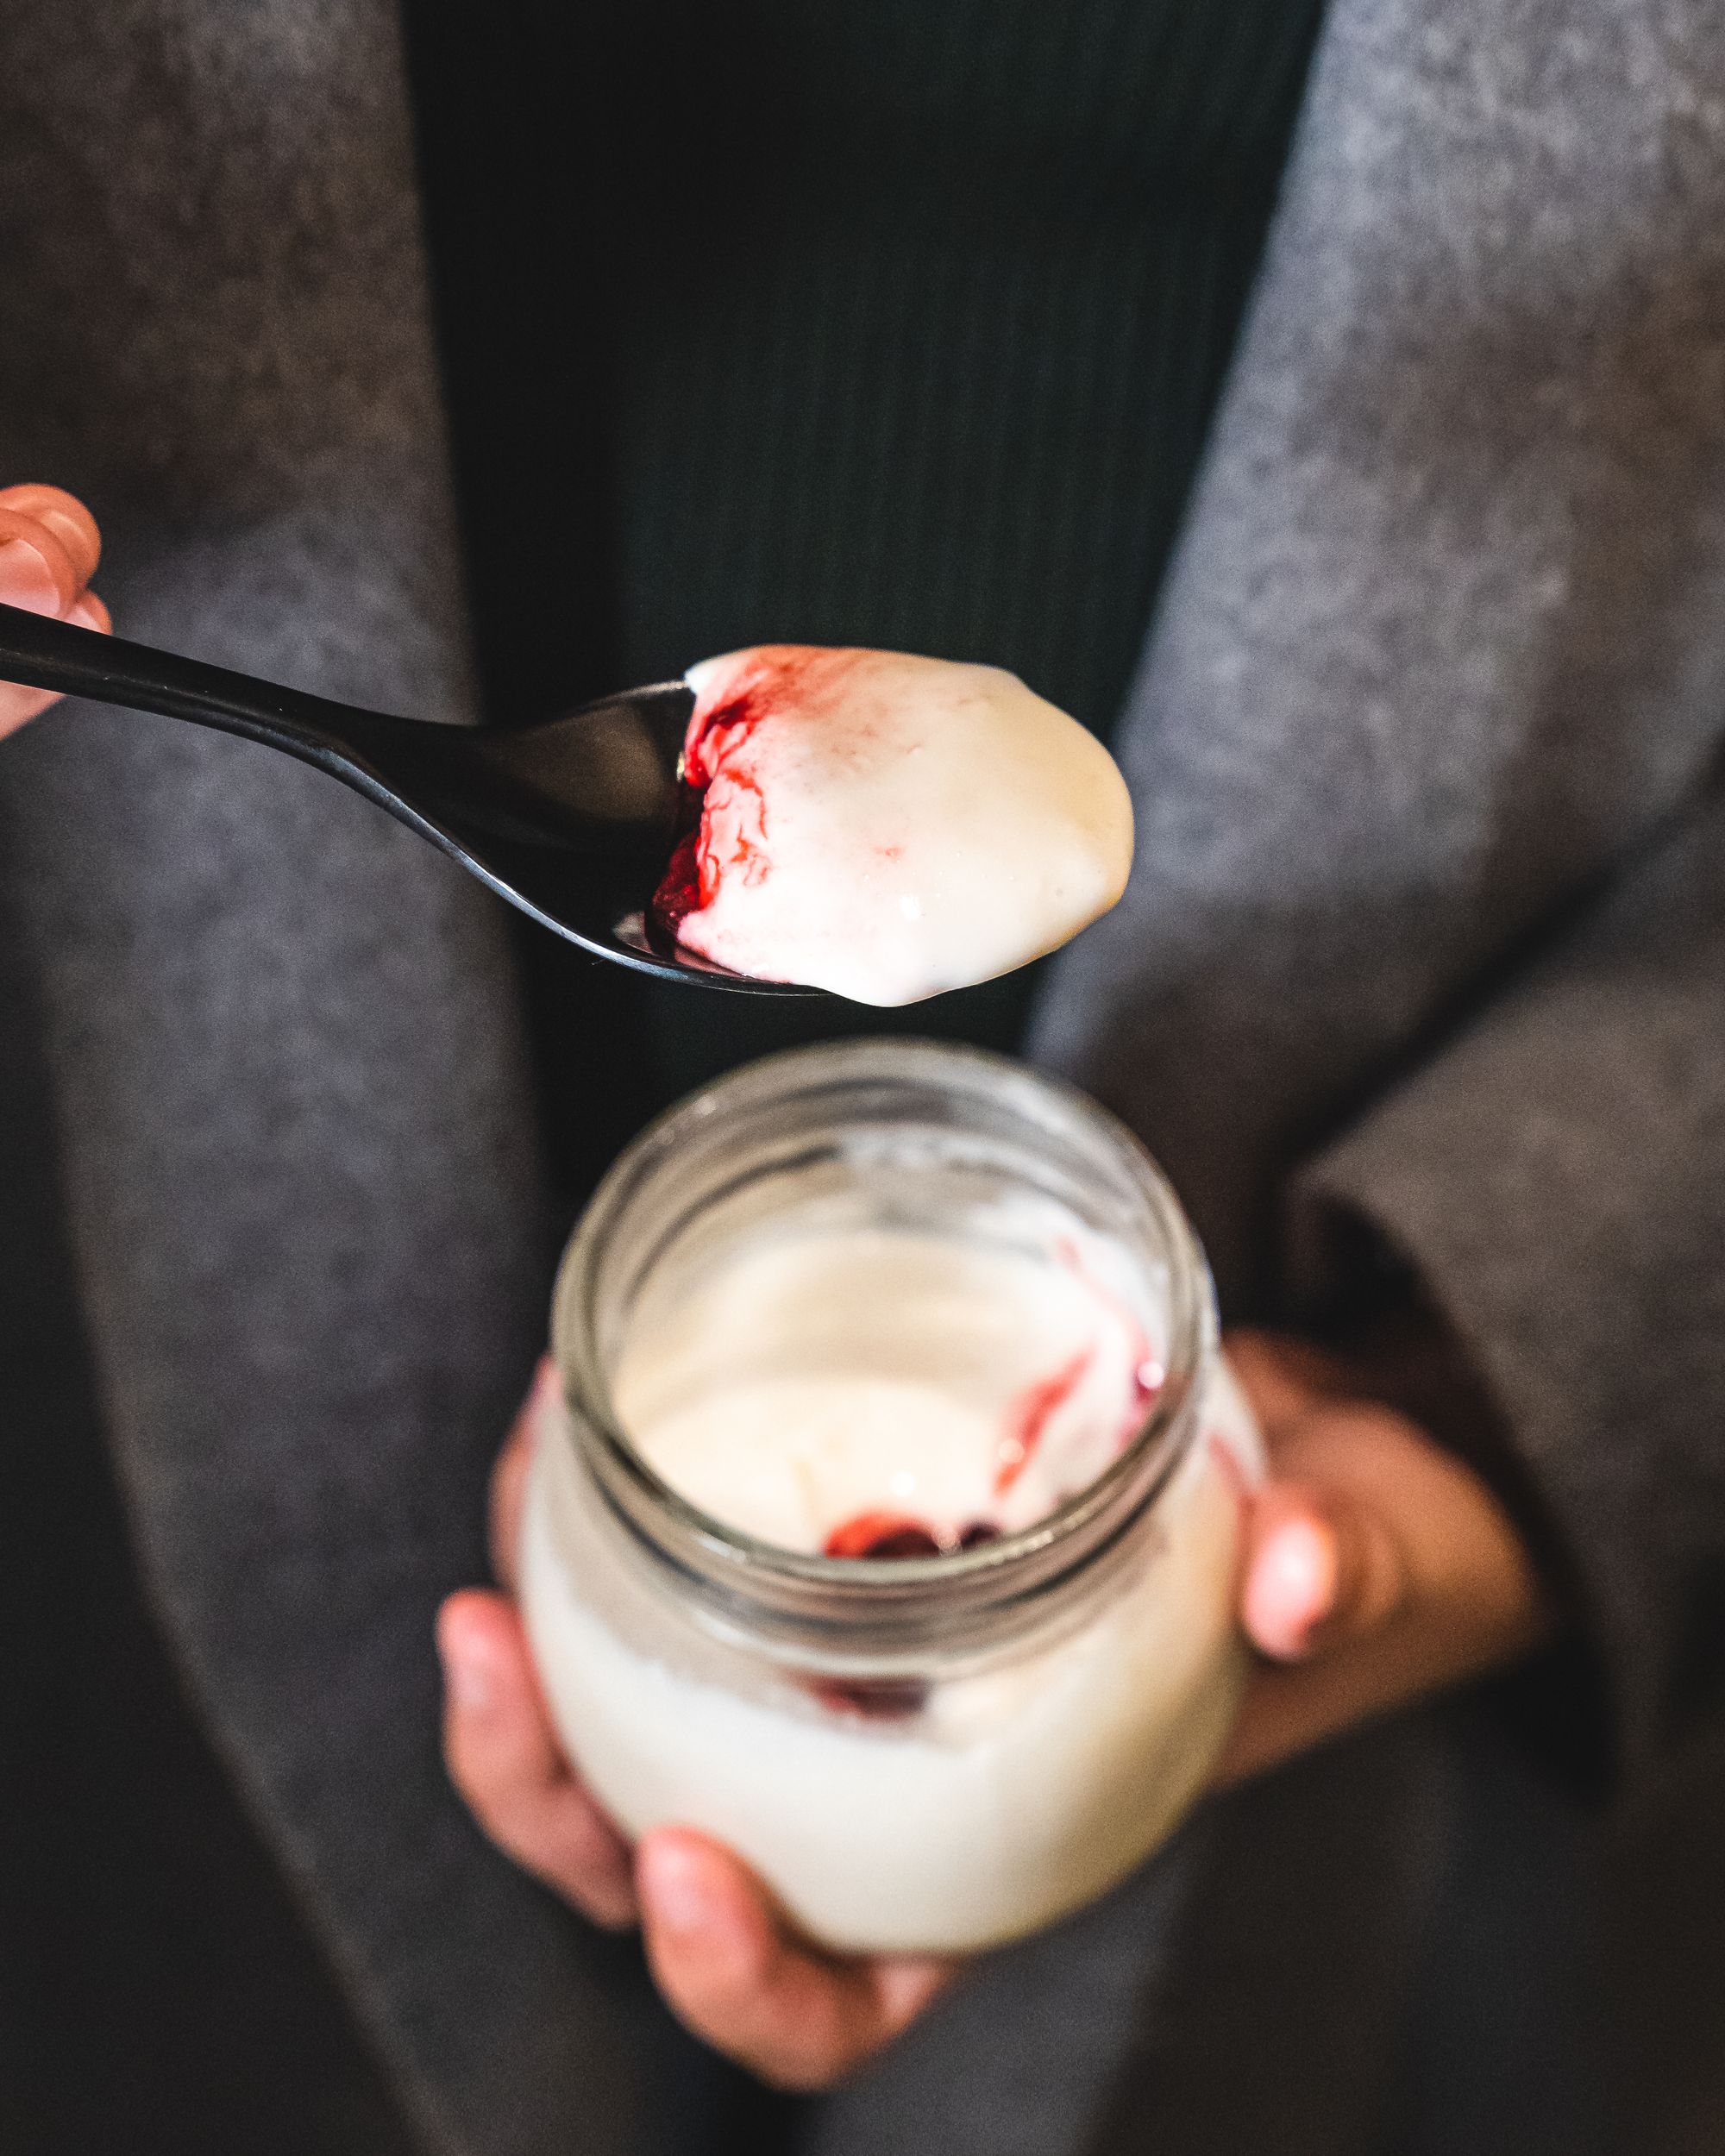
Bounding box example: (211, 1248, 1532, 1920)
(552, 1040, 1217, 1668)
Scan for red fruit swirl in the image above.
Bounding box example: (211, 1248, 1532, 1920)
(649, 649, 852, 944)
(650, 691, 769, 937)
(995, 1347, 1095, 1497)
(824, 1513, 944, 1560)
(814, 1507, 999, 1720)
(810, 1675, 931, 1720)
(651, 826, 703, 933)
(816, 1514, 936, 1718)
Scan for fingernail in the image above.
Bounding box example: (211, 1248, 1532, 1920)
(1247, 1518, 1337, 1651)
(439, 1623, 497, 1714)
(0, 535, 60, 616)
(642, 1842, 711, 1935)
(32, 508, 96, 578)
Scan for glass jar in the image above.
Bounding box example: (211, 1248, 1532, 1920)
(519, 1040, 1262, 1957)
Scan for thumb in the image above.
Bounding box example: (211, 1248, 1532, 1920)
(1240, 1478, 1406, 1661)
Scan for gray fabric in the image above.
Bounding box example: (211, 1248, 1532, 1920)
(1291, 784, 1725, 1770)
(816, 1726, 1451, 2156)
(1031, 0, 1725, 1778)
(807, 1827, 1204, 2156)
(1031, 0, 1725, 1305)
(0, 5, 666, 2153)
(0, 904, 423, 2156)
(3, 2, 1725, 2155)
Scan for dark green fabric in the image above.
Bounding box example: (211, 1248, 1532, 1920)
(406, 0, 1326, 1191)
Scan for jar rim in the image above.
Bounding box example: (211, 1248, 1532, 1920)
(551, 1038, 1217, 1651)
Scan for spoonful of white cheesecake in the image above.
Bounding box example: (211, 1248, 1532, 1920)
(0, 604, 1132, 1004)
(650, 647, 1134, 1006)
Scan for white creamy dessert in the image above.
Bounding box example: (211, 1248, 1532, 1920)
(617, 1227, 1165, 1555)
(651, 646, 1134, 1004)
(520, 1207, 1262, 1955)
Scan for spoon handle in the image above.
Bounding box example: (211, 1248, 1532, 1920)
(0, 600, 409, 763)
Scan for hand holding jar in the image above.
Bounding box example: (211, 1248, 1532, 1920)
(438, 1047, 1549, 2090)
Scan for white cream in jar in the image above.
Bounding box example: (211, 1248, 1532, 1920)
(519, 1044, 1261, 1955)
(618, 1225, 1169, 1557)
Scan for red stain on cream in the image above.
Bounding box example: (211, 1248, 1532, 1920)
(811, 1674, 930, 1720)
(824, 1513, 944, 1560)
(824, 1513, 1002, 1559)
(651, 826, 703, 932)
(651, 649, 840, 942)
(995, 1347, 1095, 1497)
(816, 1506, 992, 1719)
(1052, 1235, 1164, 1451)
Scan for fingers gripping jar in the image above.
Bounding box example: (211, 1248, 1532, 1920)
(518, 1042, 1262, 1957)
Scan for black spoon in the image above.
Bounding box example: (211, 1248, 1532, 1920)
(0, 600, 818, 993)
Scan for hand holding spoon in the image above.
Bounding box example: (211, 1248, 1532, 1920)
(0, 599, 808, 993)
(1, 600, 1136, 1004)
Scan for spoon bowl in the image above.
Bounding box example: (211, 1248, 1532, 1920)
(0, 600, 818, 993)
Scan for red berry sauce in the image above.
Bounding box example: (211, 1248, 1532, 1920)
(648, 649, 853, 946)
(1052, 1237, 1166, 1451)
(995, 1345, 1095, 1497)
(649, 691, 768, 937)
(810, 1674, 932, 1720)
(812, 1508, 1000, 1718)
(794, 1225, 1167, 1720)
(824, 1512, 944, 1560)
(822, 1513, 1003, 1561)
(651, 825, 704, 934)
